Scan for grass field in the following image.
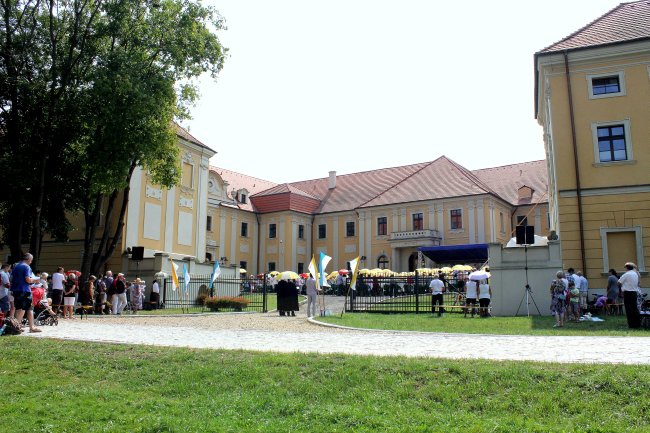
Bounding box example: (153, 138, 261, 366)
(317, 312, 650, 336)
(135, 294, 284, 315)
(2, 338, 649, 432)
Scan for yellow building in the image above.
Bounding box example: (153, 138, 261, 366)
(210, 157, 548, 274)
(535, 0, 650, 287)
(30, 124, 217, 278)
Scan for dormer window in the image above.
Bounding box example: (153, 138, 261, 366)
(517, 186, 534, 201)
(233, 188, 249, 204)
(240, 194, 247, 204)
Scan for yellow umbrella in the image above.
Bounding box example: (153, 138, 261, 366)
(269, 270, 280, 276)
(239, 268, 247, 274)
(452, 264, 472, 271)
(359, 269, 371, 276)
(278, 271, 299, 280)
(327, 271, 339, 279)
(440, 267, 453, 273)
(416, 267, 430, 275)
(370, 268, 383, 276)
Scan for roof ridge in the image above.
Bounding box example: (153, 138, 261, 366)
(356, 156, 445, 208)
(210, 166, 277, 186)
(288, 160, 430, 185)
(443, 157, 502, 198)
(537, 1, 642, 53)
(472, 159, 545, 173)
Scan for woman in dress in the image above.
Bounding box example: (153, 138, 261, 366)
(63, 273, 78, 319)
(550, 271, 566, 328)
(478, 279, 492, 318)
(130, 278, 144, 313)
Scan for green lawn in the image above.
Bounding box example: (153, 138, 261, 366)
(1, 338, 649, 432)
(135, 294, 281, 315)
(317, 312, 650, 336)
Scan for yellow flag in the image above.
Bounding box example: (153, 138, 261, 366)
(349, 256, 360, 291)
(170, 258, 180, 291)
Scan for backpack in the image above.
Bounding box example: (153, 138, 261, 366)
(2, 317, 23, 336)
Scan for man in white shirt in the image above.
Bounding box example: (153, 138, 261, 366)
(51, 267, 66, 314)
(576, 271, 589, 309)
(618, 262, 641, 328)
(150, 279, 160, 309)
(429, 274, 445, 317)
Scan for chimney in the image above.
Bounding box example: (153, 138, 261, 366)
(328, 171, 337, 189)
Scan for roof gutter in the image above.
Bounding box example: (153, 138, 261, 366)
(564, 51, 587, 276)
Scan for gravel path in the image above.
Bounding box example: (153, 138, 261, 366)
(24, 309, 650, 364)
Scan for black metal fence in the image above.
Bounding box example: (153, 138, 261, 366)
(344, 273, 470, 314)
(161, 274, 268, 313)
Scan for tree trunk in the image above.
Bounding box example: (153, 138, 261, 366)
(80, 193, 103, 282)
(91, 159, 137, 275)
(29, 154, 48, 269)
(91, 189, 118, 274)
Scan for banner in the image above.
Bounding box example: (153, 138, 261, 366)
(349, 256, 360, 291)
(319, 252, 332, 287)
(169, 258, 180, 291)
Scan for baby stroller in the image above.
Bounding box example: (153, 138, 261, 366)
(640, 293, 650, 329)
(34, 299, 59, 327)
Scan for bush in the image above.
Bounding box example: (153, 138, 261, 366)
(195, 293, 209, 306)
(204, 296, 250, 312)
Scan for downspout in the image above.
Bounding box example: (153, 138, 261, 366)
(255, 212, 261, 275)
(564, 51, 587, 276)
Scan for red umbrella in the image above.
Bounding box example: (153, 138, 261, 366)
(338, 269, 349, 275)
(299, 273, 309, 279)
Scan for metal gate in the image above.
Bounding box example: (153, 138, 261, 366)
(161, 274, 268, 313)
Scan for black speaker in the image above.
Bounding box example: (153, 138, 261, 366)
(131, 246, 144, 261)
(515, 226, 535, 245)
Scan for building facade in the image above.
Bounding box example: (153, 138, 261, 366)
(535, 0, 650, 288)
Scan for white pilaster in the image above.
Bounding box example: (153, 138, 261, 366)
(230, 214, 237, 265)
(259, 220, 266, 271)
(279, 218, 286, 270)
(219, 213, 227, 262)
(477, 199, 485, 243)
(400, 209, 407, 231)
(428, 205, 435, 230)
(291, 218, 298, 271)
(125, 166, 143, 249)
(468, 201, 476, 244)
(195, 156, 210, 262)
(252, 218, 259, 274)
(392, 209, 399, 233)
(306, 222, 313, 260)
(489, 201, 496, 242)
(535, 208, 542, 235)
(332, 217, 339, 269)
(164, 186, 176, 252)
(365, 214, 372, 264)
(437, 206, 444, 243)
(358, 212, 365, 258)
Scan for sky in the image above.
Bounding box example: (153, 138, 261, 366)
(184, 0, 623, 183)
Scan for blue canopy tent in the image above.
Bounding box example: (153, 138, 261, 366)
(418, 244, 489, 264)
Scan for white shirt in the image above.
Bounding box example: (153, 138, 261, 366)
(305, 278, 318, 296)
(429, 279, 444, 294)
(478, 283, 490, 299)
(152, 281, 160, 294)
(52, 272, 65, 290)
(0, 270, 10, 297)
(578, 276, 589, 293)
(619, 270, 640, 292)
(465, 281, 478, 299)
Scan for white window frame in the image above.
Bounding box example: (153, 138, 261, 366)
(591, 119, 634, 165)
(587, 71, 626, 99)
(600, 227, 645, 273)
(449, 208, 463, 231)
(411, 211, 424, 231)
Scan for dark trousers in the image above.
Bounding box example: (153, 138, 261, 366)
(150, 292, 160, 309)
(479, 298, 490, 317)
(432, 293, 444, 316)
(51, 289, 63, 313)
(465, 298, 477, 316)
(623, 291, 641, 328)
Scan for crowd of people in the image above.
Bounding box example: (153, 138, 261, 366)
(550, 263, 644, 329)
(428, 272, 492, 318)
(0, 253, 158, 333)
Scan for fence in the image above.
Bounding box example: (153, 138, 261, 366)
(161, 274, 268, 313)
(344, 273, 470, 314)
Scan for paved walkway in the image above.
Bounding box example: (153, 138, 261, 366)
(26, 311, 650, 364)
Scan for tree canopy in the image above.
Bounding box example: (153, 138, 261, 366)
(0, 0, 226, 270)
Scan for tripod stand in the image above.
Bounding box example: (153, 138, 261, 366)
(516, 244, 541, 316)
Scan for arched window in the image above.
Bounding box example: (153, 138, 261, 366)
(377, 255, 389, 269)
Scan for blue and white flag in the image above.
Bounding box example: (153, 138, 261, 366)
(183, 263, 191, 293)
(318, 251, 332, 288)
(209, 261, 221, 289)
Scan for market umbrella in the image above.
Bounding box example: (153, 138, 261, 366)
(269, 270, 280, 276)
(440, 267, 453, 273)
(468, 270, 491, 281)
(239, 268, 247, 274)
(359, 269, 371, 276)
(452, 264, 473, 271)
(338, 269, 349, 275)
(278, 271, 299, 280)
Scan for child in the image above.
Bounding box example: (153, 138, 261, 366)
(569, 281, 580, 322)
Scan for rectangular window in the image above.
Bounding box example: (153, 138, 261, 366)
(268, 262, 276, 272)
(269, 223, 276, 239)
(450, 209, 462, 230)
(377, 217, 387, 236)
(318, 224, 326, 239)
(206, 215, 212, 232)
(346, 221, 355, 237)
(597, 125, 627, 162)
(412, 213, 423, 230)
(499, 212, 505, 233)
(241, 222, 248, 237)
(297, 263, 304, 274)
(517, 215, 528, 227)
(240, 194, 247, 204)
(298, 224, 304, 239)
(239, 261, 247, 271)
(592, 76, 620, 95)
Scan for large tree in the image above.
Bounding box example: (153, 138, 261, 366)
(0, 0, 226, 271)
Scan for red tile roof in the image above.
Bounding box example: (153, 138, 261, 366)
(472, 160, 548, 206)
(210, 167, 277, 212)
(359, 156, 502, 208)
(173, 122, 216, 154)
(251, 183, 321, 201)
(538, 1, 650, 54)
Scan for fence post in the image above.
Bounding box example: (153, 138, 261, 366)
(162, 278, 167, 309)
(262, 273, 268, 313)
(415, 270, 419, 314)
